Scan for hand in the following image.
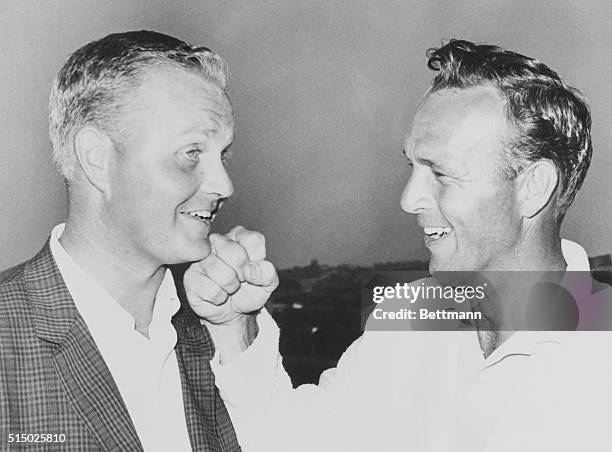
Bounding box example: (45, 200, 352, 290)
(184, 226, 279, 325)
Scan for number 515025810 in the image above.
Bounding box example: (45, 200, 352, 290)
(7, 433, 66, 443)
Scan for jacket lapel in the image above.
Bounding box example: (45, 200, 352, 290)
(172, 285, 220, 451)
(27, 241, 143, 452)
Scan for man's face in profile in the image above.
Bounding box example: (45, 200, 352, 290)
(103, 67, 235, 267)
(401, 86, 523, 273)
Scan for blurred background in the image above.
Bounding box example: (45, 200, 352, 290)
(1, 0, 611, 382)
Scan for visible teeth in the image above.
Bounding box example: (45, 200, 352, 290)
(184, 210, 212, 220)
(424, 226, 451, 238)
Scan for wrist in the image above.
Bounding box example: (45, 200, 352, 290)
(202, 313, 259, 365)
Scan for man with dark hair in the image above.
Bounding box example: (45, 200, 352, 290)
(191, 40, 611, 451)
(425, 40, 592, 222)
(0, 30, 278, 451)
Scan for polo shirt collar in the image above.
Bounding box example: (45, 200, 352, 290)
(479, 239, 591, 368)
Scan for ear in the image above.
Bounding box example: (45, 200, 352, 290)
(515, 160, 559, 218)
(73, 126, 115, 194)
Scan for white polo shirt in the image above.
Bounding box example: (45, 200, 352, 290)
(213, 239, 612, 451)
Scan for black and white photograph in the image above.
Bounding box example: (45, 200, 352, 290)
(1, 1, 611, 451)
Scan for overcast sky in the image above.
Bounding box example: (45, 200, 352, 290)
(1, 0, 611, 270)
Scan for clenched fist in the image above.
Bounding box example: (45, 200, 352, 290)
(184, 226, 279, 325)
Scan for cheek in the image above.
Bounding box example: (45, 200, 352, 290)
(148, 163, 202, 204)
(111, 169, 177, 225)
(439, 183, 516, 233)
(170, 160, 205, 192)
(108, 168, 144, 216)
(436, 184, 478, 224)
(470, 185, 520, 242)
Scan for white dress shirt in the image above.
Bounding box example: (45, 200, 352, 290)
(50, 224, 192, 452)
(212, 239, 612, 451)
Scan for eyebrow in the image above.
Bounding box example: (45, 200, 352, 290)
(402, 149, 440, 166)
(178, 128, 213, 139)
(181, 106, 233, 132)
(180, 123, 232, 138)
(402, 149, 463, 175)
(417, 156, 445, 170)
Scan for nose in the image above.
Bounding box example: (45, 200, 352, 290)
(400, 169, 434, 214)
(201, 159, 234, 199)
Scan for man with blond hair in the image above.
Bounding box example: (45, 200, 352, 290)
(0, 30, 278, 451)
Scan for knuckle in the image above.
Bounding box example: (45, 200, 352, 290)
(225, 238, 245, 253)
(184, 270, 208, 293)
(216, 236, 239, 254)
(246, 231, 265, 247)
(259, 259, 274, 274)
(227, 225, 247, 241)
(232, 243, 250, 263)
(200, 256, 238, 289)
(241, 228, 262, 241)
(241, 231, 266, 260)
(221, 241, 250, 265)
(232, 225, 248, 234)
(186, 280, 219, 304)
(216, 267, 238, 287)
(260, 260, 279, 284)
(210, 285, 229, 305)
(234, 226, 252, 241)
(201, 255, 222, 273)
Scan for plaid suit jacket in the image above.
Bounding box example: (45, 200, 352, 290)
(0, 241, 241, 451)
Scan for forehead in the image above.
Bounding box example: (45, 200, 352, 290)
(405, 86, 510, 168)
(128, 65, 234, 131)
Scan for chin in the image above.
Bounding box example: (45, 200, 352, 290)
(428, 255, 449, 274)
(429, 257, 464, 274)
(185, 248, 212, 264)
(169, 240, 212, 265)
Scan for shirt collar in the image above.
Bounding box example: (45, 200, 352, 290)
(479, 239, 590, 368)
(561, 239, 590, 272)
(49, 223, 181, 343)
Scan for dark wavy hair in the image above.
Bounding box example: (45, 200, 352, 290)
(426, 39, 592, 220)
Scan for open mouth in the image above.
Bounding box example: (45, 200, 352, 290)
(423, 226, 452, 241)
(180, 206, 218, 223)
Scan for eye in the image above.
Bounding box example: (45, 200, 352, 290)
(433, 171, 455, 184)
(434, 170, 451, 181)
(221, 148, 233, 165)
(185, 148, 202, 160)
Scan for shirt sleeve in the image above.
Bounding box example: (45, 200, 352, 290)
(210, 308, 369, 451)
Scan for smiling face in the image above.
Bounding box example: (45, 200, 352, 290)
(401, 86, 523, 273)
(103, 66, 234, 267)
